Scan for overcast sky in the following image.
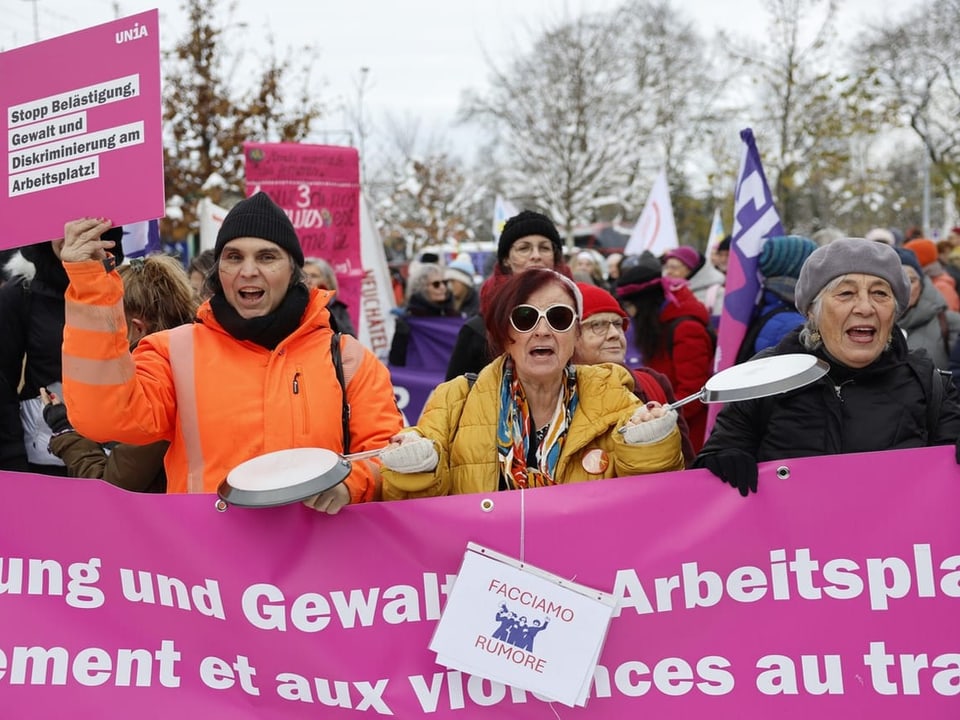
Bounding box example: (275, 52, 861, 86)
(3, 0, 906, 153)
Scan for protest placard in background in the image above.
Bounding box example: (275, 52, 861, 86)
(0, 10, 164, 249)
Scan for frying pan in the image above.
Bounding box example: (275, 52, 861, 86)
(621, 353, 829, 432)
(217, 446, 386, 509)
(667, 353, 829, 409)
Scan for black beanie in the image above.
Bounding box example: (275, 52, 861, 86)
(497, 210, 562, 262)
(214, 191, 304, 266)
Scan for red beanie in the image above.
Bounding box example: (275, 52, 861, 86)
(903, 238, 937, 267)
(577, 282, 626, 321)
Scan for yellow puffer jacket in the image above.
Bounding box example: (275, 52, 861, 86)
(382, 355, 684, 499)
(61, 260, 402, 501)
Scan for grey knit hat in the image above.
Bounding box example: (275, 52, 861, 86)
(794, 237, 910, 316)
(214, 191, 304, 266)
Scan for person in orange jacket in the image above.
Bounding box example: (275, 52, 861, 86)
(59, 192, 403, 514)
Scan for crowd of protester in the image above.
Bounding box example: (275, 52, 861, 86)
(4, 201, 960, 508)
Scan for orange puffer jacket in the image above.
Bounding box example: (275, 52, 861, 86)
(61, 261, 402, 502)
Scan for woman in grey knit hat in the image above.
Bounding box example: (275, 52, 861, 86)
(695, 237, 960, 496)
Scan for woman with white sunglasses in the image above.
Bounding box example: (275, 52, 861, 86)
(380, 268, 684, 499)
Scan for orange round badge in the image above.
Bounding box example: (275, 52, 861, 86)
(581, 448, 609, 474)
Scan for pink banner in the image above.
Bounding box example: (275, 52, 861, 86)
(0, 11, 164, 249)
(1, 447, 958, 717)
(244, 142, 362, 332)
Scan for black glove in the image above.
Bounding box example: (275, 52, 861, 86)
(696, 449, 758, 497)
(42, 402, 74, 435)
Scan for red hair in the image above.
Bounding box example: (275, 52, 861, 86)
(479, 261, 572, 317)
(484, 268, 579, 356)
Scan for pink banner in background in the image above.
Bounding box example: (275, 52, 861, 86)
(1, 446, 958, 718)
(0, 10, 164, 249)
(244, 142, 362, 332)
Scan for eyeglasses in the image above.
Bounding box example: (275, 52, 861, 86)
(510, 242, 555, 258)
(509, 304, 577, 333)
(429, 280, 446, 288)
(582, 317, 628, 336)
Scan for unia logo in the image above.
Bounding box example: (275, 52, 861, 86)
(115, 21, 149, 44)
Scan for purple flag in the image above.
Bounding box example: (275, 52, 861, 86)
(389, 315, 466, 425)
(714, 128, 784, 373)
(121, 218, 161, 258)
(706, 129, 783, 436)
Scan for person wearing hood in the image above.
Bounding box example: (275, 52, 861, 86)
(662, 245, 726, 326)
(58, 193, 403, 513)
(894, 246, 960, 370)
(0, 228, 120, 474)
(695, 238, 960, 497)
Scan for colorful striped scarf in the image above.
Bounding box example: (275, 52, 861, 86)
(496, 358, 579, 489)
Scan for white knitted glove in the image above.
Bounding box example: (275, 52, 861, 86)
(380, 434, 439, 474)
(621, 409, 678, 445)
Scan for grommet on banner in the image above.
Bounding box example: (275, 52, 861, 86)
(776, 466, 790, 480)
(480, 497, 495, 512)
(215, 498, 229, 512)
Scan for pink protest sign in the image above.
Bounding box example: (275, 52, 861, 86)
(0, 10, 164, 250)
(244, 142, 363, 331)
(0, 446, 957, 718)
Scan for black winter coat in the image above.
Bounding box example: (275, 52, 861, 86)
(698, 329, 960, 463)
(444, 314, 490, 380)
(0, 243, 70, 473)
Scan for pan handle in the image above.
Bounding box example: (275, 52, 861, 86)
(617, 388, 705, 434)
(342, 446, 389, 462)
(664, 388, 707, 411)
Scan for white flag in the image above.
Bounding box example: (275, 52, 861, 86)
(624, 169, 678, 256)
(706, 207, 726, 255)
(197, 197, 229, 252)
(492, 195, 519, 241)
(358, 193, 397, 361)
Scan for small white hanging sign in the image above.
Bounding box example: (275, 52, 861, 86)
(429, 542, 616, 707)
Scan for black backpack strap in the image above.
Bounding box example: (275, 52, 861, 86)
(735, 305, 793, 364)
(331, 332, 351, 453)
(928, 366, 946, 439)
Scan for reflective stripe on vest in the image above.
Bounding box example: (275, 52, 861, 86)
(167, 324, 205, 493)
(65, 297, 126, 332)
(166, 326, 361, 493)
(62, 353, 136, 386)
(62, 296, 135, 384)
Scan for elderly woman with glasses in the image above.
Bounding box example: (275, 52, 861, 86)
(389, 261, 459, 365)
(572, 282, 696, 466)
(380, 268, 685, 499)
